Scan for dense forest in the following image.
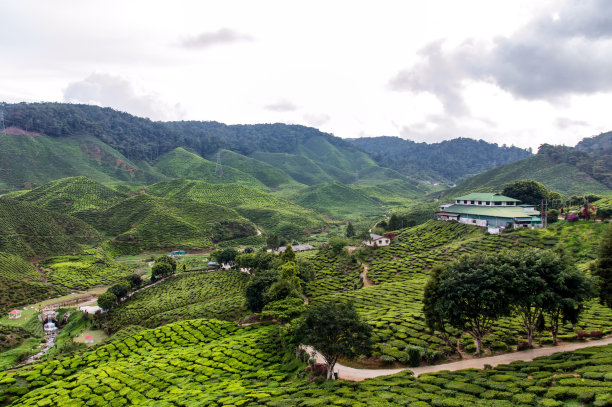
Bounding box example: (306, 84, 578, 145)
(349, 136, 532, 183)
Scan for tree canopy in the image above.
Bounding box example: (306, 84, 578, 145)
(293, 300, 372, 379)
(595, 225, 612, 309)
(502, 179, 551, 206)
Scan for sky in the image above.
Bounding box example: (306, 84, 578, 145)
(1, 0, 611, 150)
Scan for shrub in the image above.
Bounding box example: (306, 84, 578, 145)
(577, 331, 589, 340)
(406, 345, 424, 367)
(589, 330, 603, 338)
(517, 341, 529, 351)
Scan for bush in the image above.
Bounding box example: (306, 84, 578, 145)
(406, 345, 424, 367)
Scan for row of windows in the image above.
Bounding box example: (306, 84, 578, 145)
(455, 200, 515, 206)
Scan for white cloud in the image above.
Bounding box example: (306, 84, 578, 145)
(63, 73, 184, 121)
(180, 28, 253, 49)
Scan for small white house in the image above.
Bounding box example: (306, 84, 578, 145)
(362, 233, 391, 247)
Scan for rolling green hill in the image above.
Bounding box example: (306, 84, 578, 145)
(0, 132, 162, 192)
(153, 147, 267, 190)
(291, 182, 385, 220)
(0, 198, 103, 258)
(85, 194, 257, 254)
(13, 176, 126, 217)
(0, 252, 69, 313)
(210, 149, 304, 189)
(439, 154, 612, 199)
(146, 179, 328, 238)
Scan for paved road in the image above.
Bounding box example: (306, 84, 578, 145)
(313, 337, 612, 381)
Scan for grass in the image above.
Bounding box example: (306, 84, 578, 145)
(73, 329, 109, 347)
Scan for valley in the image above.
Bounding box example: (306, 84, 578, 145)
(0, 103, 611, 406)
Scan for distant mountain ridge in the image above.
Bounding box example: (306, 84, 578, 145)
(349, 136, 532, 183)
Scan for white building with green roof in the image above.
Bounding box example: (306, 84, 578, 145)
(436, 193, 542, 233)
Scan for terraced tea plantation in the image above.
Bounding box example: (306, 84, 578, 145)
(106, 270, 250, 330)
(314, 279, 612, 361)
(39, 249, 133, 290)
(3, 320, 612, 406)
(305, 249, 363, 297)
(0, 252, 69, 313)
(0, 319, 302, 406)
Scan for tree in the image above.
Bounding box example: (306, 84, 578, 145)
(293, 301, 372, 379)
(266, 262, 302, 303)
(346, 222, 355, 238)
(98, 292, 117, 311)
(155, 255, 177, 272)
(280, 244, 296, 263)
(423, 265, 460, 357)
(594, 225, 612, 309)
(212, 247, 238, 266)
(328, 237, 347, 255)
(151, 262, 173, 281)
(502, 179, 549, 205)
(431, 253, 513, 354)
(267, 234, 280, 250)
(245, 271, 278, 312)
(125, 274, 142, 289)
(108, 280, 131, 299)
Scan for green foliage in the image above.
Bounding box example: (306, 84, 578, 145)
(14, 176, 126, 217)
(293, 300, 372, 379)
(260, 298, 306, 324)
(97, 292, 117, 311)
(106, 271, 250, 330)
(146, 179, 327, 239)
(0, 198, 103, 258)
(108, 281, 130, 299)
(245, 271, 279, 312)
(92, 193, 257, 254)
(328, 237, 347, 255)
(594, 224, 612, 309)
(40, 249, 133, 290)
(280, 245, 296, 263)
(346, 222, 355, 238)
(502, 179, 552, 205)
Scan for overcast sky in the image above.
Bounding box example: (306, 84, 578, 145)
(1, 0, 611, 150)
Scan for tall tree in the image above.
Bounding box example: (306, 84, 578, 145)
(346, 221, 355, 238)
(293, 301, 372, 379)
(280, 244, 296, 263)
(594, 224, 612, 309)
(502, 179, 550, 205)
(432, 253, 513, 354)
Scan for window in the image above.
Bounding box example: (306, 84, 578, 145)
(470, 201, 475, 205)
(478, 201, 482, 205)
(494, 202, 502, 206)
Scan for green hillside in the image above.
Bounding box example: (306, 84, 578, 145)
(153, 147, 267, 190)
(211, 149, 303, 189)
(0, 252, 69, 313)
(0, 198, 103, 258)
(292, 182, 385, 220)
(85, 194, 257, 254)
(146, 179, 328, 238)
(0, 132, 162, 192)
(13, 176, 126, 217)
(250, 151, 338, 185)
(441, 154, 612, 199)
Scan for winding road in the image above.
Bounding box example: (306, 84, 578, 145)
(312, 336, 612, 380)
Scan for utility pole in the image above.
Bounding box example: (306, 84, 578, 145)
(354, 171, 359, 185)
(215, 151, 223, 177)
(0, 102, 6, 135)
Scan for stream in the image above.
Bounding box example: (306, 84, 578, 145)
(21, 331, 58, 365)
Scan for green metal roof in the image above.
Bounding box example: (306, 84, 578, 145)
(440, 204, 540, 218)
(454, 193, 519, 202)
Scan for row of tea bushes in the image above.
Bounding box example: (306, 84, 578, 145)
(106, 270, 249, 330)
(0, 319, 302, 406)
(305, 250, 363, 297)
(40, 248, 133, 290)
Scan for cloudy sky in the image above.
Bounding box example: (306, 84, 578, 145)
(1, 0, 611, 149)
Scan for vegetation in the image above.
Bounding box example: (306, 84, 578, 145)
(502, 179, 556, 206)
(0, 198, 102, 258)
(351, 135, 531, 183)
(293, 300, 372, 379)
(594, 224, 612, 309)
(39, 248, 133, 290)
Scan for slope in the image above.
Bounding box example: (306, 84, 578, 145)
(153, 147, 267, 190)
(292, 182, 385, 220)
(350, 136, 532, 183)
(87, 194, 258, 254)
(0, 198, 103, 258)
(146, 179, 328, 238)
(210, 149, 304, 189)
(439, 154, 612, 199)
(0, 131, 162, 192)
(13, 176, 126, 217)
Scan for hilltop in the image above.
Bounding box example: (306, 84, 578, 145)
(349, 136, 532, 183)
